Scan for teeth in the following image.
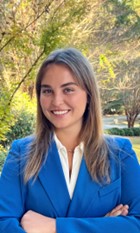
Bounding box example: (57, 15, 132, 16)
(52, 110, 68, 115)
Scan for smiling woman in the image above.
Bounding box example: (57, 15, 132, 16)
(0, 48, 140, 233)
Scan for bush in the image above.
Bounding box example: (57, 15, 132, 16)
(1, 110, 35, 147)
(106, 128, 121, 135)
(104, 127, 140, 136)
(133, 128, 140, 136)
(123, 128, 134, 136)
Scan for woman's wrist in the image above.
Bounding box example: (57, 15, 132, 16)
(52, 218, 56, 233)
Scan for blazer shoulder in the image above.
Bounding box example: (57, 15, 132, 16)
(10, 135, 34, 156)
(105, 135, 134, 160)
(14, 135, 34, 145)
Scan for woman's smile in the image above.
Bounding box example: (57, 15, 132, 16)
(51, 109, 70, 115)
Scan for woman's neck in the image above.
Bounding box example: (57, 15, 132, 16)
(55, 129, 81, 151)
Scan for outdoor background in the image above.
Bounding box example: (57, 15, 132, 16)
(0, 0, 140, 170)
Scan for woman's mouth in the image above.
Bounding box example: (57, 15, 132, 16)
(51, 110, 70, 115)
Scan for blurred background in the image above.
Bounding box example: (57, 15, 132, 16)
(0, 0, 140, 169)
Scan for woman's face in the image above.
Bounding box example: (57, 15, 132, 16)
(40, 64, 87, 134)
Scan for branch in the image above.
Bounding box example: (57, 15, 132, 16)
(0, 1, 54, 52)
(8, 49, 45, 105)
(0, 36, 15, 52)
(50, 0, 65, 22)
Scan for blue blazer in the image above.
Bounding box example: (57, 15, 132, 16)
(0, 136, 140, 233)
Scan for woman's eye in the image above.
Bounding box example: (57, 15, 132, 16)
(64, 88, 74, 94)
(41, 89, 53, 95)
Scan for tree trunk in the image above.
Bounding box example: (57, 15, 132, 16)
(127, 113, 138, 128)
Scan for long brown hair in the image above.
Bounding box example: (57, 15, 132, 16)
(24, 48, 110, 183)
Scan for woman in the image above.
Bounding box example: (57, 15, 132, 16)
(0, 48, 140, 233)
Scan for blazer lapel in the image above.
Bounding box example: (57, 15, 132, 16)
(38, 140, 71, 217)
(67, 157, 101, 217)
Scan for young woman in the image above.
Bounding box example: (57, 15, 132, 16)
(0, 48, 140, 233)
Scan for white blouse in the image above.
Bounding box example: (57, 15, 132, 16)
(54, 134, 84, 199)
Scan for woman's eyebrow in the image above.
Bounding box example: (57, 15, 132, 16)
(40, 82, 78, 88)
(61, 82, 78, 87)
(40, 84, 51, 88)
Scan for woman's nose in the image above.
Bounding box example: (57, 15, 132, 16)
(52, 93, 63, 106)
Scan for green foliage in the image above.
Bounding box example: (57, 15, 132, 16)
(0, 89, 16, 141)
(99, 54, 115, 79)
(13, 91, 36, 114)
(0, 91, 36, 148)
(0, 150, 7, 172)
(106, 0, 139, 27)
(103, 99, 124, 115)
(6, 92, 35, 144)
(40, 0, 90, 55)
(0, 91, 35, 171)
(105, 127, 140, 136)
(132, 128, 140, 136)
(3, 110, 35, 146)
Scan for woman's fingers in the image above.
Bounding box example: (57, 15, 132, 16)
(106, 204, 129, 217)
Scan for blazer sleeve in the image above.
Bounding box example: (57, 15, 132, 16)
(56, 138, 140, 233)
(0, 140, 26, 233)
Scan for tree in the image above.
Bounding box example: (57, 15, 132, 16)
(87, 0, 140, 127)
(0, 0, 94, 146)
(119, 59, 140, 128)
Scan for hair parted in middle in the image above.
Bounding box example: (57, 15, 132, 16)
(24, 47, 110, 184)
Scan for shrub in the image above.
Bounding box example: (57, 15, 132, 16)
(104, 127, 140, 136)
(105, 128, 121, 135)
(133, 128, 140, 136)
(123, 128, 134, 136)
(1, 110, 35, 147)
(0, 92, 36, 150)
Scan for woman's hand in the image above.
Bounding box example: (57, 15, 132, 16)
(20, 204, 128, 232)
(106, 204, 129, 217)
(21, 210, 56, 233)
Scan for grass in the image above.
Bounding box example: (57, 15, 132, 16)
(128, 137, 140, 161)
